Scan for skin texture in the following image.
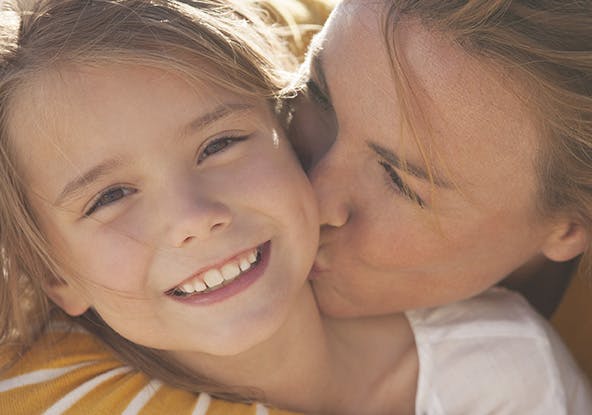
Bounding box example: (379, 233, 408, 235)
(12, 64, 319, 357)
(294, 0, 587, 318)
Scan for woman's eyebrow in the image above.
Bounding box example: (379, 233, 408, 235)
(309, 48, 331, 98)
(367, 141, 452, 188)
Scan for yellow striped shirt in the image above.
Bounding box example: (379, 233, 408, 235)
(0, 322, 299, 415)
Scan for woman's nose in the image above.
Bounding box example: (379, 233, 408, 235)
(308, 145, 351, 229)
(165, 191, 232, 248)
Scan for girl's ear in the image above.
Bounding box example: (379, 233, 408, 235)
(43, 279, 90, 316)
(541, 220, 589, 262)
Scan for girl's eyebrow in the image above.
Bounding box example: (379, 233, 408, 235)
(55, 103, 255, 206)
(55, 158, 123, 206)
(180, 102, 254, 138)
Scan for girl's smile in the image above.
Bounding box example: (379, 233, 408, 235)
(166, 241, 269, 305)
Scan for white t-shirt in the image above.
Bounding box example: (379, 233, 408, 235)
(407, 288, 592, 414)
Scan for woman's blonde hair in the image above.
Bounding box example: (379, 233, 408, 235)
(0, 0, 300, 401)
(382, 0, 592, 279)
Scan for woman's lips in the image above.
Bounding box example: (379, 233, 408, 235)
(309, 249, 331, 278)
(308, 261, 328, 281)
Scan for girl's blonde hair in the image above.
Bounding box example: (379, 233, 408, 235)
(382, 0, 592, 279)
(0, 0, 299, 401)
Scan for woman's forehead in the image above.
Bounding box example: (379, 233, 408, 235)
(316, 0, 540, 191)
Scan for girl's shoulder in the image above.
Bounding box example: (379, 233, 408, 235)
(0, 320, 299, 415)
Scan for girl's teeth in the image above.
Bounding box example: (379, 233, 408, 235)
(203, 269, 224, 288)
(193, 280, 207, 293)
(173, 247, 261, 295)
(247, 251, 257, 263)
(239, 258, 251, 272)
(221, 263, 241, 281)
(182, 283, 195, 293)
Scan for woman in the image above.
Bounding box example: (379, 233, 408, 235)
(293, 0, 592, 384)
(295, 0, 591, 320)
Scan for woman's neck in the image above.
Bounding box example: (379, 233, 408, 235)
(502, 254, 577, 317)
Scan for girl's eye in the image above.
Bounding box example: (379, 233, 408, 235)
(197, 135, 249, 164)
(379, 161, 425, 208)
(85, 186, 136, 216)
(305, 79, 333, 111)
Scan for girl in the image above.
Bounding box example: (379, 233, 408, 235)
(0, 0, 336, 410)
(0, 1, 590, 414)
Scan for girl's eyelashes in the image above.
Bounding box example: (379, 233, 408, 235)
(83, 134, 249, 217)
(85, 186, 137, 216)
(197, 134, 250, 164)
(378, 160, 426, 208)
(305, 79, 332, 111)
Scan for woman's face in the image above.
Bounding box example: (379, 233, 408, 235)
(294, 1, 580, 317)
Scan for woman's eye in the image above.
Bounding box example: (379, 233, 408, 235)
(197, 135, 248, 164)
(305, 79, 333, 111)
(85, 186, 136, 216)
(379, 161, 425, 208)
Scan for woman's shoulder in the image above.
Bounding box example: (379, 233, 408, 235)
(0, 320, 299, 415)
(407, 288, 592, 414)
(407, 287, 547, 338)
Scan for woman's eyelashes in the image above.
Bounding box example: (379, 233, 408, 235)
(85, 186, 137, 216)
(379, 161, 426, 208)
(197, 134, 249, 164)
(305, 79, 332, 111)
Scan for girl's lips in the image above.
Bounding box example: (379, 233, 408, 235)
(167, 241, 271, 306)
(166, 245, 261, 295)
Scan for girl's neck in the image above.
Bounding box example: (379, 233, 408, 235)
(174, 287, 418, 414)
(176, 287, 336, 409)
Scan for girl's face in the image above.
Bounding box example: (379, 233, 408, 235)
(293, 1, 586, 317)
(12, 64, 319, 356)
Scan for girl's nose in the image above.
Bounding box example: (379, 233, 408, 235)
(165, 193, 232, 248)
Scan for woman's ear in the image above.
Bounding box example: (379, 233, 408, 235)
(43, 279, 90, 316)
(542, 220, 589, 262)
